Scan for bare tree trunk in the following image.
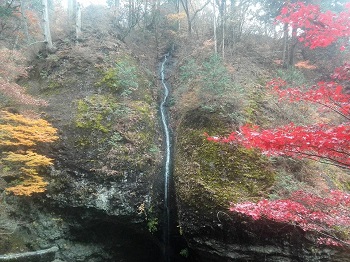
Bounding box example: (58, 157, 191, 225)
(112, 0, 120, 24)
(19, 0, 29, 43)
(42, 0, 53, 50)
(177, 0, 181, 31)
(76, 2, 82, 41)
(221, 0, 225, 59)
(216, 0, 226, 57)
(229, 0, 235, 46)
(180, 0, 191, 35)
(180, 0, 210, 36)
(288, 26, 298, 67)
(128, 0, 135, 28)
(144, 0, 148, 28)
(282, 22, 289, 68)
(68, 0, 76, 21)
(282, 0, 291, 67)
(213, 0, 217, 54)
(68, 0, 77, 34)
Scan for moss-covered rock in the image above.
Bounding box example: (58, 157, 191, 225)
(96, 55, 153, 100)
(75, 94, 117, 133)
(174, 108, 275, 211)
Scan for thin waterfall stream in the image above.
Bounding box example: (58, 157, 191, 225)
(160, 53, 171, 261)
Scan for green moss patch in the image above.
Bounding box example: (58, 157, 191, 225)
(175, 110, 275, 210)
(75, 94, 117, 133)
(72, 93, 160, 174)
(96, 55, 153, 100)
(70, 52, 159, 175)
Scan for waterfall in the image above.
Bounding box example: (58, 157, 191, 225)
(160, 53, 171, 261)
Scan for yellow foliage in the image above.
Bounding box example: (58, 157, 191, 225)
(166, 12, 187, 21)
(0, 111, 58, 196)
(3, 151, 53, 167)
(0, 111, 58, 146)
(6, 174, 48, 196)
(20, 167, 39, 175)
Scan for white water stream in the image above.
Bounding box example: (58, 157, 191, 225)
(161, 53, 170, 206)
(160, 53, 171, 261)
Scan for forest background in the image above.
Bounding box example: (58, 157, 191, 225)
(0, 0, 349, 257)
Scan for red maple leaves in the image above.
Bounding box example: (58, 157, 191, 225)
(207, 1, 350, 247)
(230, 190, 350, 247)
(208, 122, 350, 168)
(207, 71, 350, 168)
(267, 78, 350, 117)
(332, 63, 350, 81)
(207, 80, 350, 245)
(277, 2, 350, 49)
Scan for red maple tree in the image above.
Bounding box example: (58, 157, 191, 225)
(208, 63, 350, 168)
(276, 2, 350, 49)
(230, 190, 350, 247)
(208, 75, 350, 168)
(207, 1, 350, 247)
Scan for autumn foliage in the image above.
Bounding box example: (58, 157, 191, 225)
(207, 1, 350, 247)
(0, 111, 58, 146)
(209, 87, 350, 244)
(276, 2, 350, 49)
(0, 111, 58, 196)
(209, 123, 350, 167)
(231, 190, 350, 247)
(208, 76, 350, 168)
(0, 48, 47, 106)
(0, 38, 54, 196)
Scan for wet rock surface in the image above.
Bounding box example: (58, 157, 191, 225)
(176, 194, 350, 262)
(3, 197, 162, 262)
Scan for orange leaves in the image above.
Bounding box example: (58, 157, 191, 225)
(0, 111, 58, 196)
(25, 10, 41, 37)
(3, 151, 54, 167)
(166, 12, 187, 21)
(295, 60, 317, 70)
(0, 111, 58, 146)
(0, 48, 54, 198)
(5, 174, 48, 196)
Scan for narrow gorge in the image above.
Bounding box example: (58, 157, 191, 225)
(0, 2, 349, 262)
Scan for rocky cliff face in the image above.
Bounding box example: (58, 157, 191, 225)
(0, 33, 166, 261)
